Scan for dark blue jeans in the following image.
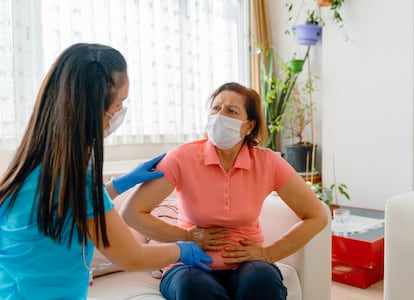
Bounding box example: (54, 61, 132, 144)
(160, 260, 287, 300)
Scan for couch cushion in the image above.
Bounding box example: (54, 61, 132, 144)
(88, 270, 164, 300)
(88, 262, 301, 300)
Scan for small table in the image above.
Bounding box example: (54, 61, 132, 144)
(331, 206, 384, 288)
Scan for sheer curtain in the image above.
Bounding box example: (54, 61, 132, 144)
(0, 0, 248, 150)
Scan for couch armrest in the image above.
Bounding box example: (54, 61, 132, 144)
(384, 191, 414, 300)
(301, 203, 331, 300)
(260, 193, 331, 300)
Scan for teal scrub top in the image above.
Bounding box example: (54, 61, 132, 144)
(0, 165, 114, 300)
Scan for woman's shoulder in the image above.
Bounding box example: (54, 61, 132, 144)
(171, 138, 207, 154)
(159, 139, 207, 173)
(249, 145, 284, 160)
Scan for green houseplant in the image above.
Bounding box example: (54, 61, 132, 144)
(282, 48, 318, 175)
(287, 0, 348, 42)
(308, 153, 350, 214)
(259, 47, 310, 152)
(285, 2, 324, 46)
(282, 83, 315, 173)
(318, 0, 346, 25)
(310, 181, 350, 206)
(317, 0, 349, 41)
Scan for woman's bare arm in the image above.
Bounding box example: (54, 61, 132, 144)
(120, 176, 230, 249)
(120, 177, 188, 242)
(86, 208, 180, 271)
(222, 173, 328, 265)
(261, 173, 328, 262)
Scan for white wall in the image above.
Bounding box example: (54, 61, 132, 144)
(268, 0, 414, 210)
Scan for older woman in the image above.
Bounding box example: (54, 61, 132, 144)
(121, 82, 328, 300)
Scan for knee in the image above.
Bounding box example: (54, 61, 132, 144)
(161, 266, 226, 299)
(240, 261, 284, 283)
(233, 261, 287, 300)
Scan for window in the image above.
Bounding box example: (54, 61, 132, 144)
(0, 0, 249, 150)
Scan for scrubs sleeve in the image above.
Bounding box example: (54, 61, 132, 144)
(85, 171, 115, 219)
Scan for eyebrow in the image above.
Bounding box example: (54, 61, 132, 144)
(226, 104, 242, 111)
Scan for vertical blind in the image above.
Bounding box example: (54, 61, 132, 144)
(0, 0, 249, 150)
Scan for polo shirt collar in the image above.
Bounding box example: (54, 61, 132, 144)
(203, 139, 251, 170)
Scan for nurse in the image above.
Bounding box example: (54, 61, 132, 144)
(0, 43, 211, 300)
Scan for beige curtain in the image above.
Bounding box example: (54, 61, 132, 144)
(251, 0, 271, 94)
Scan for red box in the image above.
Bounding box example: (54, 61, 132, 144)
(331, 207, 384, 288)
(332, 235, 384, 268)
(332, 258, 384, 289)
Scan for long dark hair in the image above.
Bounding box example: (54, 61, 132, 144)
(209, 82, 269, 147)
(0, 43, 127, 248)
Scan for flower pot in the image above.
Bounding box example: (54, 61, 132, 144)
(287, 59, 305, 74)
(292, 24, 322, 46)
(285, 143, 316, 173)
(317, 0, 333, 7)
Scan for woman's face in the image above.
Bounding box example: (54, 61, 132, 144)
(210, 90, 255, 135)
(103, 78, 129, 132)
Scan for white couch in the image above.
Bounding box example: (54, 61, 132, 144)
(384, 191, 414, 300)
(88, 192, 331, 300)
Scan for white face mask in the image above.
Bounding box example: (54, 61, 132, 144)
(104, 106, 127, 138)
(205, 114, 247, 150)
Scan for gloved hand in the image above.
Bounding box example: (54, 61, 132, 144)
(112, 153, 166, 194)
(176, 241, 213, 271)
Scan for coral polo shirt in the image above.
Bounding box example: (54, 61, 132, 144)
(157, 139, 295, 270)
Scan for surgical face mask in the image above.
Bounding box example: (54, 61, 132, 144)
(205, 114, 247, 150)
(104, 106, 127, 138)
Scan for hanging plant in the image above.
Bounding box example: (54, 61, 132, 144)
(292, 24, 322, 46)
(329, 0, 346, 25)
(287, 59, 305, 74)
(292, 9, 323, 46)
(317, 0, 333, 7)
(317, 0, 349, 41)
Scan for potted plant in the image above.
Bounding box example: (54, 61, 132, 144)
(292, 9, 323, 46)
(319, 0, 345, 25)
(287, 58, 305, 74)
(281, 55, 318, 175)
(259, 47, 309, 151)
(282, 84, 315, 173)
(317, 0, 349, 41)
(317, 0, 334, 6)
(309, 181, 350, 216)
(308, 153, 350, 214)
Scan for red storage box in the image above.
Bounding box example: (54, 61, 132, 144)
(331, 207, 384, 288)
(332, 258, 384, 289)
(332, 235, 384, 288)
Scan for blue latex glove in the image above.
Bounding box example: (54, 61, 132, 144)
(176, 241, 213, 271)
(112, 153, 166, 194)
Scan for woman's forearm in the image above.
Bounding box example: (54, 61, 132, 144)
(264, 215, 327, 263)
(123, 209, 187, 243)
